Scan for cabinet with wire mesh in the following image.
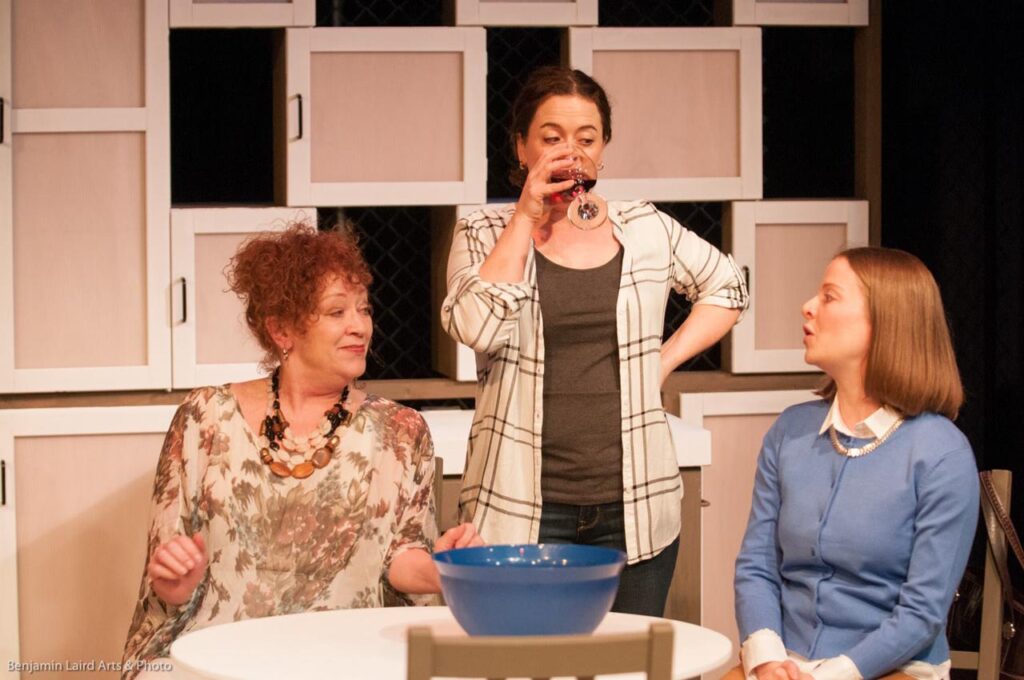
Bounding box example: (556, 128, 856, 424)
(567, 27, 763, 202)
(170, 206, 317, 389)
(723, 200, 869, 373)
(0, 0, 172, 393)
(169, 0, 315, 27)
(728, 0, 868, 27)
(277, 27, 487, 207)
(451, 0, 597, 26)
(0, 405, 178, 677)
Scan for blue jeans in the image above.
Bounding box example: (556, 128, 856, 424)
(538, 501, 680, 617)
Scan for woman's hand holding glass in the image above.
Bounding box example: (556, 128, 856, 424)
(515, 143, 580, 225)
(147, 533, 208, 606)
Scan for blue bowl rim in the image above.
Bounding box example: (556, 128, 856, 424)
(433, 543, 627, 568)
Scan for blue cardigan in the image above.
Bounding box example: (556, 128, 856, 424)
(734, 400, 979, 679)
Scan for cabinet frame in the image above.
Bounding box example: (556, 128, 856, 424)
(170, 207, 316, 389)
(678, 389, 814, 646)
(169, 0, 315, 28)
(0, 0, 171, 393)
(0, 405, 178, 679)
(732, 0, 868, 27)
(452, 0, 597, 26)
(567, 27, 763, 202)
(724, 200, 869, 374)
(283, 27, 487, 207)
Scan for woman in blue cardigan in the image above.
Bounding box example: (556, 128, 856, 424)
(732, 247, 978, 680)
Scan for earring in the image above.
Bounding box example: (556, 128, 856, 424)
(518, 161, 526, 170)
(597, 161, 605, 171)
(282, 347, 290, 362)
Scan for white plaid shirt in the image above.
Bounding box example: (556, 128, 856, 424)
(442, 200, 748, 563)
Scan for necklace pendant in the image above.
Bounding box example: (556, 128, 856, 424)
(311, 447, 332, 469)
(269, 462, 292, 478)
(848, 447, 862, 457)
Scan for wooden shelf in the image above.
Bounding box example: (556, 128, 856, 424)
(1, 373, 819, 412)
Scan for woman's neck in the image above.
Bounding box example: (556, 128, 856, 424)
(276, 367, 351, 434)
(833, 377, 882, 428)
(532, 211, 617, 268)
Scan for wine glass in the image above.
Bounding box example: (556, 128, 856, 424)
(549, 149, 608, 230)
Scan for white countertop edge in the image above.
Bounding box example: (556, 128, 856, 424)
(419, 409, 712, 475)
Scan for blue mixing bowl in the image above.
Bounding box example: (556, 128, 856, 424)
(434, 544, 626, 636)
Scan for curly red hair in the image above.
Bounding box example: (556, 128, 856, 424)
(227, 222, 372, 368)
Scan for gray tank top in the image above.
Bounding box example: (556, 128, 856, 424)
(535, 247, 624, 505)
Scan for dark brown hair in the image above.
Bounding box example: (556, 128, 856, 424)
(508, 66, 613, 185)
(227, 222, 373, 368)
(816, 247, 964, 419)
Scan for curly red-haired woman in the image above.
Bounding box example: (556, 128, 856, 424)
(121, 224, 480, 679)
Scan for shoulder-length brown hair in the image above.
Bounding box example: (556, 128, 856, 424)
(817, 247, 964, 420)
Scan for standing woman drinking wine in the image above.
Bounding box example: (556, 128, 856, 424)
(441, 66, 748, 616)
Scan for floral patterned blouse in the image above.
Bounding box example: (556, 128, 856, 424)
(121, 385, 438, 678)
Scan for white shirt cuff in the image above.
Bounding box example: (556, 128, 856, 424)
(809, 655, 863, 680)
(741, 629, 789, 680)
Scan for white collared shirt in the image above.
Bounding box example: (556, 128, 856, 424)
(818, 399, 902, 440)
(740, 399, 950, 680)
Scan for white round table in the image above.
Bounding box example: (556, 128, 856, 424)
(170, 606, 732, 680)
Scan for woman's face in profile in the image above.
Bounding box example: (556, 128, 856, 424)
(801, 256, 872, 376)
(516, 94, 605, 172)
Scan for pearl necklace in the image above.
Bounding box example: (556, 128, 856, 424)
(258, 368, 350, 478)
(828, 417, 904, 458)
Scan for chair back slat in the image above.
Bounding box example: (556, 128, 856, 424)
(407, 622, 674, 680)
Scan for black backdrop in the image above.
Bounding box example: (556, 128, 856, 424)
(881, 2, 1024, 540)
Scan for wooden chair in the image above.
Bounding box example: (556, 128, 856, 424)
(406, 622, 674, 680)
(950, 469, 1013, 680)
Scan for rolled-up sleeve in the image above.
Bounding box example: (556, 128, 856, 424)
(668, 216, 748, 313)
(441, 216, 531, 354)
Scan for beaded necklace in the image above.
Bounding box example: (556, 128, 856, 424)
(258, 367, 350, 478)
(828, 417, 904, 458)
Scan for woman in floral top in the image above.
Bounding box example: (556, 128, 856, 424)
(121, 224, 481, 679)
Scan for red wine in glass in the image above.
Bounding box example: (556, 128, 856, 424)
(549, 153, 607, 229)
(549, 171, 596, 204)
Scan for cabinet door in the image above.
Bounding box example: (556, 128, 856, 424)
(0, 406, 178, 680)
(282, 27, 486, 207)
(170, 0, 315, 27)
(731, 0, 869, 26)
(679, 390, 815, 679)
(724, 200, 869, 373)
(0, 0, 171, 392)
(170, 207, 316, 388)
(453, 0, 597, 26)
(568, 27, 762, 202)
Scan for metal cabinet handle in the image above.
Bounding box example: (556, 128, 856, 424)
(1, 97, 5, 145)
(178, 277, 188, 324)
(742, 265, 750, 295)
(700, 499, 710, 508)
(296, 94, 303, 140)
(2, 460, 7, 506)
